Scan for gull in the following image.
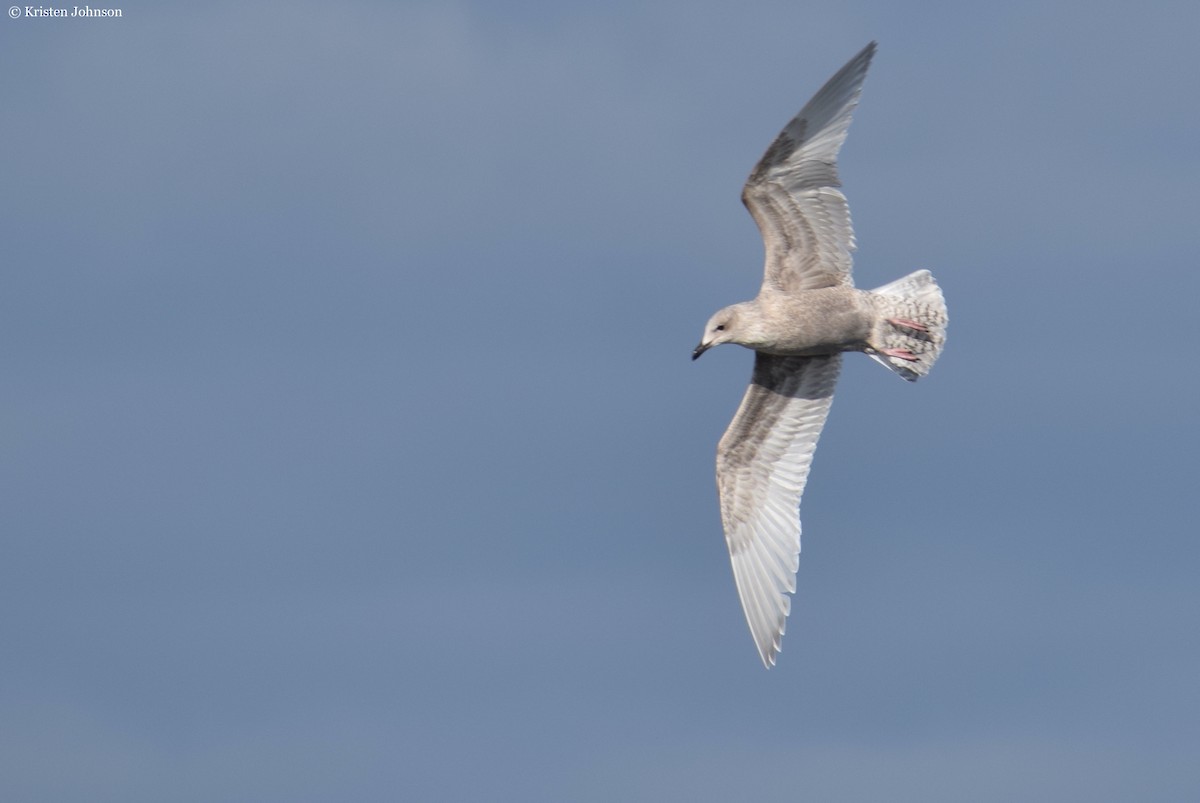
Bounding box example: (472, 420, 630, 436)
(692, 42, 947, 668)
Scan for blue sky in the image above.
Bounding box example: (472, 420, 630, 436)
(3, 1, 1199, 800)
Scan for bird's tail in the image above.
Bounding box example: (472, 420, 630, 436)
(866, 269, 947, 381)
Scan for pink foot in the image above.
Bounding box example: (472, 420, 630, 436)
(889, 317, 928, 332)
(881, 347, 919, 362)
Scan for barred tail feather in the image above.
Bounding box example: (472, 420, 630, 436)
(867, 269, 947, 381)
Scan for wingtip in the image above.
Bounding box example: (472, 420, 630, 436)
(756, 626, 784, 669)
(844, 41, 877, 80)
(854, 40, 878, 73)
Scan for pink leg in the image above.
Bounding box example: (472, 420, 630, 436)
(889, 317, 928, 332)
(880, 347, 919, 362)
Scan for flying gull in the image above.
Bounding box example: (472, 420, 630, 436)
(692, 42, 947, 668)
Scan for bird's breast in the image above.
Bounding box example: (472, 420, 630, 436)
(755, 289, 873, 356)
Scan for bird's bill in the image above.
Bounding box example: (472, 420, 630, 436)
(692, 341, 711, 360)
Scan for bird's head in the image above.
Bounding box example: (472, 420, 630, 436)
(692, 304, 742, 360)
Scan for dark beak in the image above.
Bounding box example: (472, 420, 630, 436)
(692, 342, 710, 361)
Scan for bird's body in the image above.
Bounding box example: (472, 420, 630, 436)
(693, 42, 947, 667)
(710, 288, 872, 356)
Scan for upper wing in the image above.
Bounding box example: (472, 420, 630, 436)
(742, 42, 875, 293)
(716, 353, 841, 667)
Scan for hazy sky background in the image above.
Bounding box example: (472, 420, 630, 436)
(3, 1, 1199, 800)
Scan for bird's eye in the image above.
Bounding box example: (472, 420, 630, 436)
(715, 324, 726, 331)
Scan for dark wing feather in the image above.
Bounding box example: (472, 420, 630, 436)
(742, 42, 875, 292)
